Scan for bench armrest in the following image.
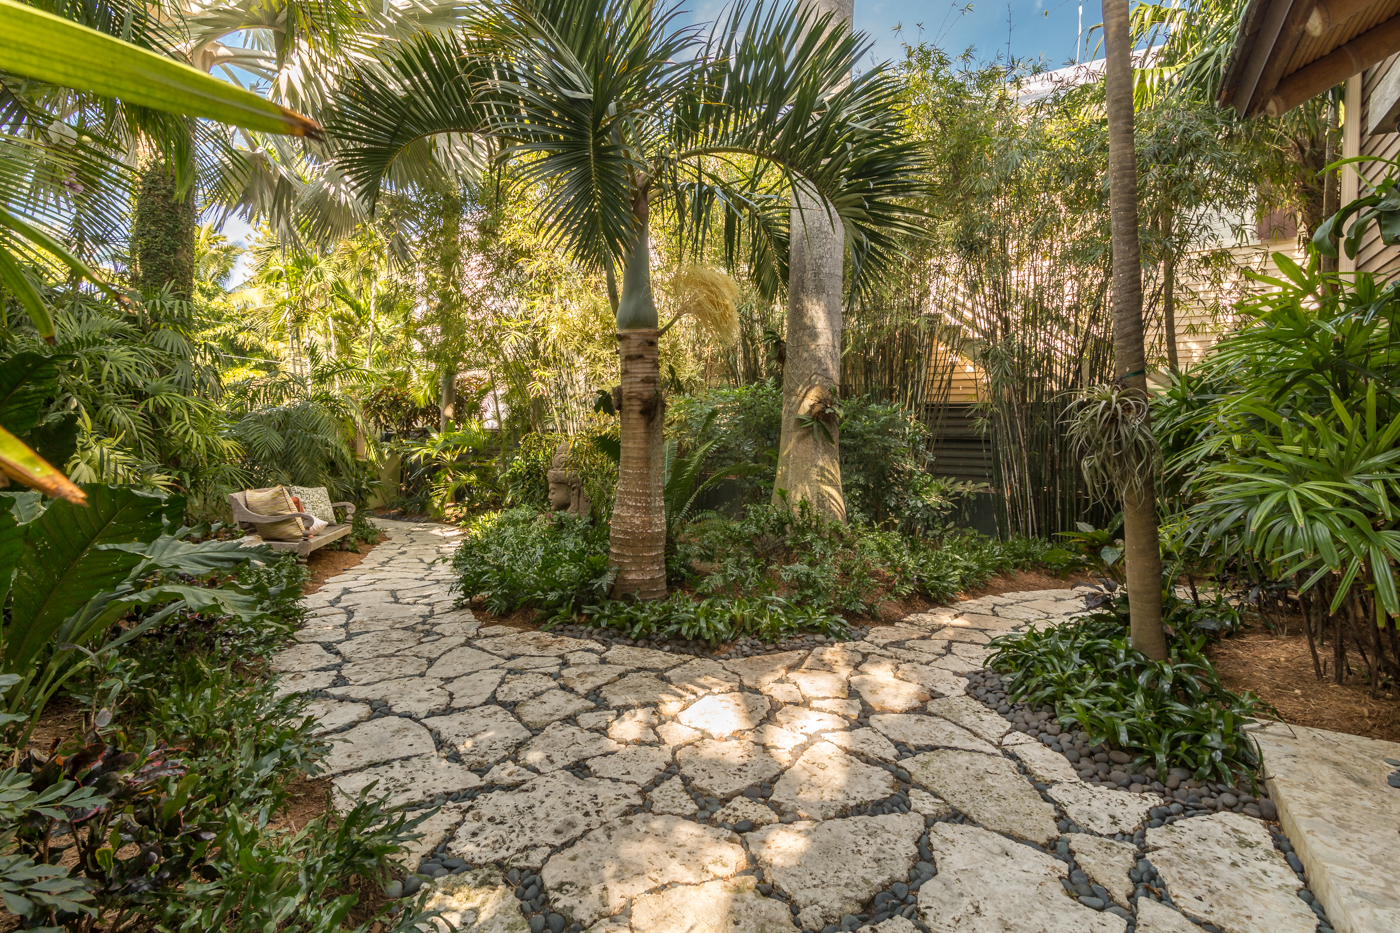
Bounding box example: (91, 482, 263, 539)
(331, 502, 356, 518)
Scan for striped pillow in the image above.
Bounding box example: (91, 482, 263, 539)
(244, 486, 308, 541)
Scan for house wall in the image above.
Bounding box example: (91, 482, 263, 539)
(1347, 53, 1400, 277)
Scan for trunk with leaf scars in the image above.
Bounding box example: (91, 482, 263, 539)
(773, 0, 852, 524)
(1104, 0, 1167, 661)
(611, 205, 666, 599)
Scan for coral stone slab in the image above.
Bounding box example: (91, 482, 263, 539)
(773, 706, 848, 738)
(848, 672, 929, 712)
(332, 753, 482, 811)
(607, 708, 658, 744)
(419, 869, 530, 933)
(905, 748, 1058, 845)
(445, 669, 506, 708)
(427, 646, 503, 679)
(722, 650, 808, 689)
(629, 876, 797, 933)
(513, 688, 595, 728)
(541, 814, 745, 925)
(494, 672, 557, 704)
(330, 677, 450, 718)
(519, 722, 622, 773)
(917, 822, 1125, 933)
(749, 813, 924, 928)
(1067, 835, 1137, 908)
(1253, 721, 1400, 933)
(924, 695, 1011, 744)
(647, 775, 697, 817)
(769, 741, 898, 819)
(474, 631, 594, 657)
(601, 645, 685, 670)
(304, 698, 371, 735)
(428, 706, 531, 769)
(786, 669, 849, 700)
(339, 655, 430, 686)
(322, 716, 437, 776)
(335, 629, 420, 662)
(1134, 900, 1207, 933)
(869, 713, 997, 753)
(271, 642, 339, 673)
(587, 745, 671, 785)
(451, 772, 640, 868)
(822, 726, 899, 761)
(1145, 812, 1316, 933)
(558, 664, 629, 696)
(676, 739, 785, 799)
(598, 673, 690, 715)
(1047, 782, 1154, 836)
(1007, 739, 1082, 785)
(675, 692, 771, 738)
(664, 658, 740, 696)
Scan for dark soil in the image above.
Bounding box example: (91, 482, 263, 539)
(958, 567, 1097, 599)
(304, 533, 387, 595)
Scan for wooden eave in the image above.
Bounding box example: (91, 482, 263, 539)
(1218, 0, 1400, 117)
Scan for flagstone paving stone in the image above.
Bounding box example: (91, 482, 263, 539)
(284, 518, 1335, 933)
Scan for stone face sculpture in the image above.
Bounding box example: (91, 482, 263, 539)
(547, 442, 591, 517)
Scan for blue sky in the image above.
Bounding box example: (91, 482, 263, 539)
(858, 1, 1095, 68)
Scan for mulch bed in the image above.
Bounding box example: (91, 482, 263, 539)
(1208, 619, 1400, 744)
(303, 533, 387, 595)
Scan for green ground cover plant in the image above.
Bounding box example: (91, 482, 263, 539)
(0, 488, 440, 932)
(987, 591, 1269, 782)
(451, 502, 1057, 641)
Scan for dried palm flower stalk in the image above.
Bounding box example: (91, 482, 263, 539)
(671, 264, 740, 345)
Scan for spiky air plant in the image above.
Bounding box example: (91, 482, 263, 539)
(1066, 383, 1161, 503)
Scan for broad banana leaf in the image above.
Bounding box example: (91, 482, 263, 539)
(5, 484, 176, 673)
(0, 0, 322, 139)
(0, 352, 61, 434)
(0, 507, 20, 604)
(102, 535, 274, 578)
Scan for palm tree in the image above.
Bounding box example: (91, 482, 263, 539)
(773, 0, 852, 523)
(330, 0, 925, 598)
(1103, 0, 1167, 659)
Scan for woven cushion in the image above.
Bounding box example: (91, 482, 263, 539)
(243, 486, 308, 541)
(289, 486, 337, 526)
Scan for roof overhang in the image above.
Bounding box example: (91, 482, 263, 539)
(1218, 0, 1400, 118)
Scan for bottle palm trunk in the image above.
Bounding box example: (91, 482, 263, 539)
(610, 204, 666, 599)
(1103, 0, 1167, 660)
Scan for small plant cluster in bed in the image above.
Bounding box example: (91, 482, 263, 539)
(451, 504, 1057, 645)
(983, 590, 1271, 784)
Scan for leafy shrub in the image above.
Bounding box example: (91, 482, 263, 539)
(451, 508, 614, 619)
(500, 431, 564, 510)
(676, 502, 1055, 614)
(581, 594, 848, 647)
(668, 384, 974, 531)
(987, 600, 1269, 781)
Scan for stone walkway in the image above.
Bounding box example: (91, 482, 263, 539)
(273, 520, 1329, 933)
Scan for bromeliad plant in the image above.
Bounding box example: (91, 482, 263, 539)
(331, 0, 926, 600)
(988, 603, 1269, 781)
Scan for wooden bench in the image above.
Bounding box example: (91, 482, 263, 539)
(228, 490, 356, 559)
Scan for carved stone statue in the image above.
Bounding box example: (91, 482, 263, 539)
(547, 442, 591, 517)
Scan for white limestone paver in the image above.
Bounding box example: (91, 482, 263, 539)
(628, 876, 795, 933)
(541, 814, 745, 925)
(769, 742, 898, 819)
(1068, 834, 1137, 907)
(918, 822, 1126, 933)
(332, 753, 481, 811)
(288, 522, 1317, 933)
(749, 813, 924, 928)
(1253, 721, 1400, 933)
(1049, 782, 1155, 836)
(452, 772, 640, 868)
(907, 748, 1059, 845)
(1145, 812, 1317, 933)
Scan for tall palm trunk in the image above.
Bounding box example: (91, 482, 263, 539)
(611, 200, 666, 600)
(772, 0, 852, 524)
(132, 156, 195, 302)
(1104, 0, 1167, 660)
(1161, 206, 1178, 373)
